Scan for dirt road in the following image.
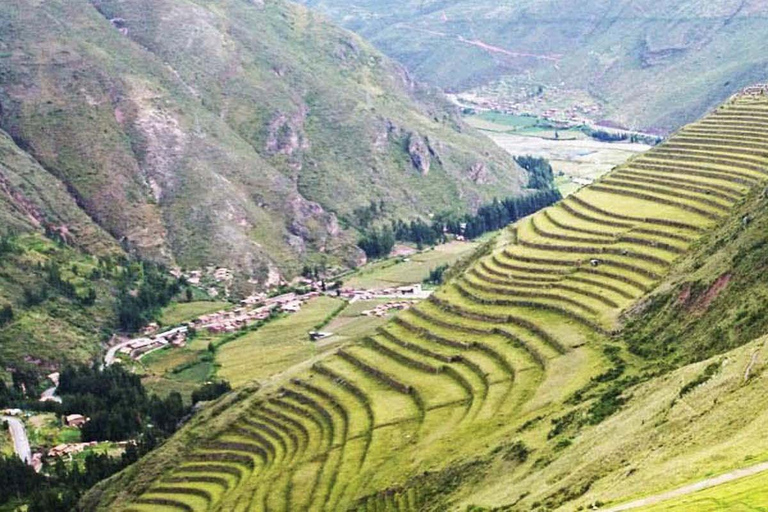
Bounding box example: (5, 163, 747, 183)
(603, 461, 768, 511)
(2, 416, 31, 464)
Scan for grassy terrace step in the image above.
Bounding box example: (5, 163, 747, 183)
(479, 258, 565, 283)
(248, 409, 307, 462)
(589, 182, 726, 220)
(280, 386, 343, 446)
(176, 463, 244, 487)
(223, 428, 279, 465)
(544, 206, 627, 236)
(670, 136, 768, 154)
(680, 124, 768, 136)
(626, 161, 759, 188)
(386, 317, 515, 383)
(467, 266, 626, 309)
(621, 163, 754, 191)
(634, 156, 766, 184)
(136, 488, 214, 512)
(307, 367, 375, 440)
(567, 193, 707, 232)
(530, 214, 620, 244)
(416, 299, 560, 365)
(323, 354, 421, 426)
(461, 272, 612, 314)
(347, 341, 469, 409)
(682, 127, 768, 141)
(660, 142, 768, 163)
(430, 289, 581, 350)
(497, 247, 663, 284)
(611, 170, 746, 201)
(237, 419, 293, 465)
(451, 280, 611, 333)
(473, 261, 641, 303)
(517, 219, 682, 264)
(557, 201, 633, 231)
(366, 334, 485, 407)
(597, 175, 734, 212)
(397, 308, 543, 372)
(576, 189, 716, 229)
(696, 119, 768, 132)
(377, 324, 506, 388)
(647, 148, 768, 174)
(255, 405, 313, 458)
(268, 396, 334, 453)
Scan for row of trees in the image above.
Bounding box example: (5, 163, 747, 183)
(116, 262, 182, 331)
(358, 188, 563, 259)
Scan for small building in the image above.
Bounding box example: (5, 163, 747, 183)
(309, 331, 333, 342)
(65, 414, 89, 428)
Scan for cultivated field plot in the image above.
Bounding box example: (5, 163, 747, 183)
(345, 241, 479, 289)
(216, 297, 345, 388)
(124, 94, 768, 512)
(466, 114, 651, 195)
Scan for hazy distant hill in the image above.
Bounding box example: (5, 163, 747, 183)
(0, 0, 526, 285)
(299, 0, 768, 132)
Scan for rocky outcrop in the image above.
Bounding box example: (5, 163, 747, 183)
(407, 133, 431, 175)
(468, 162, 489, 184)
(266, 105, 310, 170)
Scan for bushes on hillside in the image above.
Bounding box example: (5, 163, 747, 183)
(192, 380, 232, 404)
(116, 262, 181, 331)
(515, 155, 555, 190)
(424, 264, 449, 285)
(358, 227, 395, 260)
(0, 305, 12, 327)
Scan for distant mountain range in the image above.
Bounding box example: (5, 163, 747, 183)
(298, 0, 768, 132)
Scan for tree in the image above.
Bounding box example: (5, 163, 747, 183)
(0, 305, 13, 327)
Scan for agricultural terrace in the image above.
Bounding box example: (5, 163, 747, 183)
(123, 93, 768, 511)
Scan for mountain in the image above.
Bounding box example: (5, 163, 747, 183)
(83, 89, 768, 510)
(297, 0, 768, 133)
(0, 0, 527, 287)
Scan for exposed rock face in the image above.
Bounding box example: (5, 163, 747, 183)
(266, 105, 310, 170)
(407, 133, 431, 175)
(468, 162, 489, 184)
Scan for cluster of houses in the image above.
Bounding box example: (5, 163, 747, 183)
(360, 301, 417, 318)
(47, 441, 98, 458)
(451, 87, 603, 127)
(118, 325, 190, 360)
(196, 290, 322, 334)
(338, 284, 426, 302)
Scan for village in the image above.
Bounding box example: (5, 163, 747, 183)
(109, 276, 433, 365)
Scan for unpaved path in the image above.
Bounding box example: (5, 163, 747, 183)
(2, 416, 31, 464)
(602, 461, 768, 511)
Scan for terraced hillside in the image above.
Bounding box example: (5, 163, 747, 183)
(92, 90, 768, 511)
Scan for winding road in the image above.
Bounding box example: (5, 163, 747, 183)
(2, 416, 31, 464)
(603, 461, 768, 511)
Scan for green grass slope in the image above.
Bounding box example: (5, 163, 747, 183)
(0, 128, 128, 374)
(82, 91, 768, 510)
(298, 0, 768, 133)
(0, 0, 527, 284)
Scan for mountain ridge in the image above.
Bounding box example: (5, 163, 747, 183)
(0, 0, 528, 287)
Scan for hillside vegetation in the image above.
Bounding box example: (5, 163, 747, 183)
(82, 89, 768, 510)
(298, 0, 768, 133)
(0, 0, 528, 285)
